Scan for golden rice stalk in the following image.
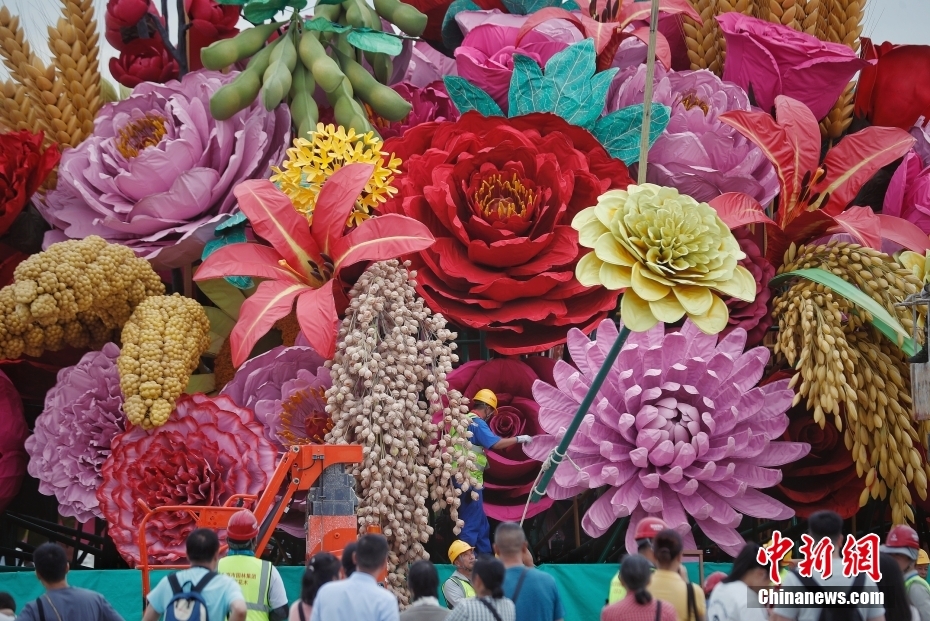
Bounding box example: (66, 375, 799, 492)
(0, 7, 54, 139)
(46, 0, 102, 147)
(819, 0, 865, 138)
(685, 0, 754, 75)
(800, 0, 822, 34)
(765, 0, 805, 31)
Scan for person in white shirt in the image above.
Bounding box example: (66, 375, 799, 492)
(707, 542, 769, 621)
(0, 592, 14, 621)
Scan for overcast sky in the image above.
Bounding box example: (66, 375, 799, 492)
(2, 0, 929, 83)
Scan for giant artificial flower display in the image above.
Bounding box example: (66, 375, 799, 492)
(25, 343, 126, 523)
(0, 369, 28, 514)
(573, 183, 756, 334)
(219, 345, 332, 451)
(39, 70, 291, 269)
(0, 130, 60, 236)
(716, 12, 867, 120)
(380, 112, 633, 354)
(606, 64, 778, 206)
(525, 319, 809, 556)
(446, 357, 557, 520)
(194, 163, 435, 364)
(97, 393, 277, 565)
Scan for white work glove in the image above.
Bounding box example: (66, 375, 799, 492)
(516, 435, 533, 444)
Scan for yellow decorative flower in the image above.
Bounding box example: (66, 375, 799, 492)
(572, 183, 756, 334)
(899, 250, 930, 284)
(270, 123, 402, 227)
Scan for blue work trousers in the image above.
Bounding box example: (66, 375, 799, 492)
(458, 485, 492, 554)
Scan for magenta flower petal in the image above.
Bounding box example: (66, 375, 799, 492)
(39, 70, 290, 269)
(531, 319, 809, 556)
(884, 150, 930, 235)
(25, 343, 126, 522)
(0, 369, 28, 514)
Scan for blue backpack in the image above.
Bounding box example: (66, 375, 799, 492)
(165, 571, 216, 621)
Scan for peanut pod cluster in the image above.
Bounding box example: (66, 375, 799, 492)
(325, 260, 478, 604)
(202, 0, 425, 137)
(773, 241, 930, 526)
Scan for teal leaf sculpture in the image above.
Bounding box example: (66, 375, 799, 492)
(593, 103, 671, 165)
(444, 76, 505, 116)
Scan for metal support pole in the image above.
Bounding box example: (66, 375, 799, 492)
(636, 0, 662, 184)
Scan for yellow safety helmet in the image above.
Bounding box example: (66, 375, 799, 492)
(448, 540, 475, 563)
(919, 549, 930, 566)
(473, 389, 498, 410)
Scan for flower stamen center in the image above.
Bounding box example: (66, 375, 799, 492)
(473, 173, 535, 223)
(279, 385, 332, 445)
(116, 114, 167, 159)
(679, 93, 710, 115)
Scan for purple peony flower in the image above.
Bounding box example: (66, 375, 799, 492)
(219, 345, 332, 451)
(525, 319, 809, 556)
(375, 81, 460, 141)
(724, 228, 774, 348)
(39, 70, 290, 269)
(607, 64, 778, 206)
(24, 343, 126, 522)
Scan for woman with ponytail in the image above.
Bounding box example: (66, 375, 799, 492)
(289, 552, 341, 621)
(447, 556, 516, 621)
(649, 529, 706, 621)
(601, 555, 677, 621)
(706, 542, 769, 621)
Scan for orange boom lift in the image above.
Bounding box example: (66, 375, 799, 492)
(135, 444, 363, 596)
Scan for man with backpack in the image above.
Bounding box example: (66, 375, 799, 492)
(217, 510, 288, 621)
(15, 543, 124, 621)
(771, 510, 885, 621)
(143, 528, 247, 621)
(495, 522, 564, 621)
(881, 524, 930, 621)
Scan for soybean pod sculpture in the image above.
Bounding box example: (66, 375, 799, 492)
(201, 0, 426, 137)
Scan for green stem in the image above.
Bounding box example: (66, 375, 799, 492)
(529, 324, 631, 503)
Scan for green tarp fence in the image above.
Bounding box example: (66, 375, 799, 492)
(0, 562, 733, 620)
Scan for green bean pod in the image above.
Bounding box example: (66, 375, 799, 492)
(298, 30, 345, 95)
(261, 31, 298, 110)
(326, 77, 373, 134)
(289, 62, 319, 140)
(200, 21, 282, 70)
(208, 36, 284, 120)
(337, 52, 410, 122)
(374, 0, 426, 37)
(345, 0, 374, 29)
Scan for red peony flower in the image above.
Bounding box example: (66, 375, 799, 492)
(97, 393, 277, 565)
(768, 378, 864, 519)
(0, 131, 59, 236)
(381, 112, 632, 354)
(109, 38, 180, 88)
(724, 227, 774, 348)
(186, 0, 240, 72)
(446, 357, 557, 521)
(105, 0, 161, 51)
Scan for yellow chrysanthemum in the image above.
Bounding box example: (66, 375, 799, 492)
(572, 183, 756, 334)
(270, 123, 402, 227)
(899, 250, 930, 284)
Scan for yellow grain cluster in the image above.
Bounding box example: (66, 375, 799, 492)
(0, 0, 102, 150)
(0, 236, 165, 360)
(773, 241, 930, 526)
(819, 0, 865, 138)
(684, 0, 755, 75)
(119, 294, 211, 430)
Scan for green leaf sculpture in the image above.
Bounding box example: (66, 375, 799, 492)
(443, 76, 504, 116)
(446, 39, 670, 164)
(242, 0, 308, 24)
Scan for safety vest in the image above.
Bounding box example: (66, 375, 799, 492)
(906, 574, 930, 594)
(218, 554, 273, 621)
(608, 575, 626, 604)
(445, 575, 476, 608)
(450, 414, 489, 484)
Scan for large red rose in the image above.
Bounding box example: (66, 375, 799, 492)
(186, 0, 240, 72)
(0, 131, 59, 236)
(381, 112, 632, 354)
(97, 393, 277, 565)
(446, 357, 557, 521)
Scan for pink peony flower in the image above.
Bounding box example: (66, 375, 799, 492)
(446, 358, 557, 521)
(716, 12, 867, 120)
(884, 150, 930, 235)
(39, 70, 290, 270)
(724, 228, 774, 348)
(25, 343, 127, 523)
(607, 64, 778, 206)
(526, 319, 809, 556)
(374, 81, 460, 141)
(402, 40, 458, 87)
(97, 393, 277, 565)
(454, 21, 582, 111)
(0, 369, 28, 514)
(219, 346, 332, 451)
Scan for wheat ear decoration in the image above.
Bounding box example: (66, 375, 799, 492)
(820, 0, 864, 138)
(0, 7, 56, 139)
(683, 0, 719, 73)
